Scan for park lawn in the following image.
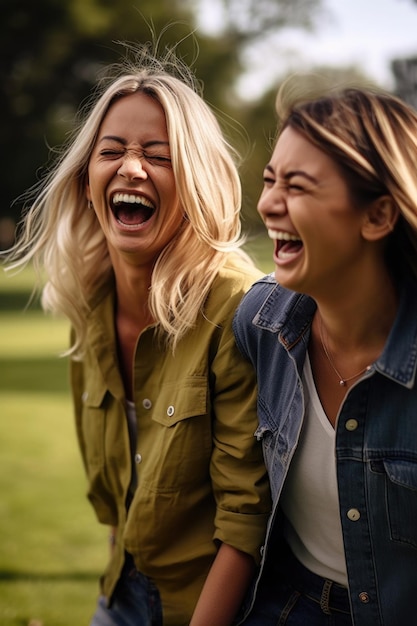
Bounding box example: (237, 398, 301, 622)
(0, 238, 273, 625)
(0, 311, 107, 626)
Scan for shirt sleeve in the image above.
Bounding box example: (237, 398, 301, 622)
(208, 279, 271, 564)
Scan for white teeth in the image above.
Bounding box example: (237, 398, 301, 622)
(278, 248, 299, 259)
(112, 193, 154, 208)
(268, 229, 301, 242)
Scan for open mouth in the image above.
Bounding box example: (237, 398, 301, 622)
(268, 229, 303, 259)
(111, 193, 155, 227)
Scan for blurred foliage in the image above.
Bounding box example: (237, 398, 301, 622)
(210, 0, 321, 41)
(2, 0, 378, 245)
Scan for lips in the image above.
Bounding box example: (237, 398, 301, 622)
(111, 193, 155, 227)
(268, 229, 303, 260)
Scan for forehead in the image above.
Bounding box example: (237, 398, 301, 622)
(268, 126, 354, 197)
(271, 126, 329, 168)
(98, 92, 168, 139)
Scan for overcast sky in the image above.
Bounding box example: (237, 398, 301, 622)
(198, 0, 417, 99)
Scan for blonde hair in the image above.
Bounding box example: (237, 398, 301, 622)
(4, 45, 251, 355)
(275, 84, 417, 279)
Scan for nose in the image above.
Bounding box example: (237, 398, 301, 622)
(117, 155, 147, 181)
(257, 186, 286, 221)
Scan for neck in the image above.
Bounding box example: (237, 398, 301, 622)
(111, 256, 154, 327)
(314, 268, 398, 351)
(309, 268, 398, 392)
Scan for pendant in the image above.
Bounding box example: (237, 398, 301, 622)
(339, 380, 346, 386)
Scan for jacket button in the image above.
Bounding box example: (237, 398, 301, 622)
(167, 405, 175, 417)
(359, 592, 370, 603)
(345, 419, 358, 431)
(142, 398, 152, 409)
(135, 453, 142, 464)
(347, 508, 361, 521)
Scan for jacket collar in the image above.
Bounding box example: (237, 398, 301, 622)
(252, 278, 316, 349)
(375, 275, 417, 388)
(252, 274, 417, 388)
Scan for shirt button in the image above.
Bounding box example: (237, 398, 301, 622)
(345, 419, 358, 431)
(82, 391, 89, 402)
(135, 453, 142, 464)
(142, 398, 152, 409)
(347, 508, 361, 521)
(167, 405, 175, 417)
(359, 592, 370, 603)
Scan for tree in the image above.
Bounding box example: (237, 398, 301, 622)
(2, 1, 193, 224)
(1, 0, 324, 247)
(210, 0, 321, 40)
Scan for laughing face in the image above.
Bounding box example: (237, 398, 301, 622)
(258, 126, 369, 297)
(86, 91, 183, 270)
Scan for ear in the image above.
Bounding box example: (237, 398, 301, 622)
(86, 180, 91, 202)
(361, 196, 399, 242)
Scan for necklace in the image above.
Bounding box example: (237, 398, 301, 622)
(319, 317, 371, 387)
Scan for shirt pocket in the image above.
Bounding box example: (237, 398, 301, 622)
(383, 459, 417, 549)
(141, 376, 211, 492)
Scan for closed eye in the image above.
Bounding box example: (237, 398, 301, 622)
(144, 153, 172, 166)
(99, 149, 124, 158)
(263, 164, 276, 187)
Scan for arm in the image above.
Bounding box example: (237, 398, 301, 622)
(188, 272, 270, 624)
(189, 542, 255, 626)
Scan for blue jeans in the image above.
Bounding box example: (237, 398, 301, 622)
(241, 547, 353, 626)
(90, 555, 162, 626)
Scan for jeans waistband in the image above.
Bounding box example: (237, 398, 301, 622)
(276, 547, 351, 616)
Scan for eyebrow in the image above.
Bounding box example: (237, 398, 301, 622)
(98, 135, 170, 149)
(264, 164, 318, 184)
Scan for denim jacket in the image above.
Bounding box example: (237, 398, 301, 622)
(233, 273, 417, 626)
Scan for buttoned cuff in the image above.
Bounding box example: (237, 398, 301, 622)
(214, 508, 270, 565)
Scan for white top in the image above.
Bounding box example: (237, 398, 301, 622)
(280, 353, 348, 586)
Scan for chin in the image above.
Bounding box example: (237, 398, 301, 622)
(274, 267, 294, 289)
(274, 270, 305, 294)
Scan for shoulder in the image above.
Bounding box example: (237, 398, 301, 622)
(219, 255, 265, 286)
(207, 261, 262, 305)
(232, 274, 277, 344)
(232, 276, 306, 355)
(211, 257, 264, 298)
(236, 273, 277, 310)
(203, 257, 263, 325)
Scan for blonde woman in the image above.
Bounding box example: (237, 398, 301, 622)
(5, 46, 270, 626)
(233, 86, 417, 625)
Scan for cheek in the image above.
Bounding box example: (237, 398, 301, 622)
(160, 175, 181, 214)
(161, 202, 185, 242)
(87, 160, 116, 191)
(166, 202, 184, 232)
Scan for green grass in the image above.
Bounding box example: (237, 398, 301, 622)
(0, 265, 38, 292)
(0, 284, 107, 625)
(0, 265, 41, 311)
(0, 239, 274, 625)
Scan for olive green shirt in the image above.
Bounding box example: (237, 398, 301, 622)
(71, 261, 271, 625)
